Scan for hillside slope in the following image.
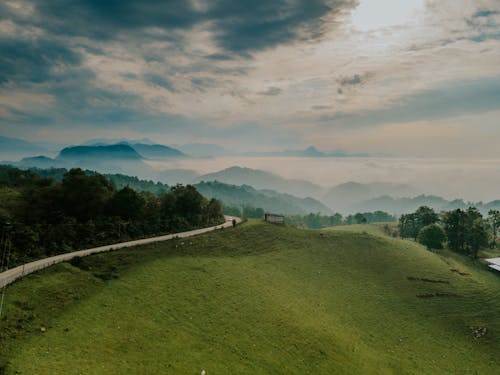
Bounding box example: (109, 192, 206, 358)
(1, 223, 500, 374)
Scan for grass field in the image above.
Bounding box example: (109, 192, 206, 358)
(1, 220, 500, 374)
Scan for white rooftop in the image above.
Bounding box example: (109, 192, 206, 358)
(485, 257, 500, 267)
(488, 264, 500, 272)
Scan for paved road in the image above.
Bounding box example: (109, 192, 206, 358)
(0, 216, 241, 288)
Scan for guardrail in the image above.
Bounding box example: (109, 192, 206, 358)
(0, 216, 240, 288)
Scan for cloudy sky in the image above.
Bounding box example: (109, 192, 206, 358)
(1, 0, 499, 156)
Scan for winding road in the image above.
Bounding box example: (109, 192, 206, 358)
(0, 216, 241, 288)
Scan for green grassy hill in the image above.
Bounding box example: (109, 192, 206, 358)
(1, 222, 500, 374)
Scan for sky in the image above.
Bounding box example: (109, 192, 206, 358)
(1, 0, 500, 156)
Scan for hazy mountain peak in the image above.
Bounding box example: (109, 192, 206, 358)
(82, 137, 155, 146)
(58, 144, 143, 160)
(304, 145, 322, 155)
(195, 165, 324, 199)
(129, 143, 186, 159)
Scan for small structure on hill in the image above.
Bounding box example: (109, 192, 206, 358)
(485, 257, 500, 272)
(264, 213, 285, 224)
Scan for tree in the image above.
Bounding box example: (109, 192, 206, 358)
(443, 208, 489, 258)
(415, 206, 439, 227)
(354, 213, 367, 224)
(205, 199, 224, 225)
(142, 192, 162, 233)
(0, 165, 225, 267)
(465, 208, 489, 258)
(329, 213, 343, 226)
(488, 209, 500, 248)
(417, 224, 446, 250)
(364, 211, 396, 223)
(171, 184, 206, 224)
(443, 209, 468, 254)
(61, 168, 114, 221)
(223, 204, 242, 217)
(399, 206, 439, 240)
(399, 213, 419, 239)
(242, 206, 265, 219)
(106, 186, 145, 220)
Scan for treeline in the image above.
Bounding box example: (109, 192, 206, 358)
(223, 204, 265, 219)
(26, 167, 169, 194)
(399, 206, 499, 258)
(0, 166, 224, 266)
(285, 211, 396, 229)
(222, 205, 396, 228)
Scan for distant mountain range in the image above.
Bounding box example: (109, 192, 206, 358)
(355, 195, 500, 216)
(59, 144, 143, 160)
(1, 136, 186, 161)
(195, 166, 323, 199)
(82, 140, 186, 159)
(194, 181, 331, 215)
(3, 137, 499, 216)
(126, 143, 186, 159)
(5, 142, 188, 178)
(279, 146, 371, 158)
(242, 146, 371, 158)
(5, 162, 500, 216)
(82, 137, 155, 146)
(323, 182, 418, 213)
(9, 144, 151, 177)
(1, 136, 372, 161)
(156, 166, 426, 213)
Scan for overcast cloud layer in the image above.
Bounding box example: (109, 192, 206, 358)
(1, 0, 499, 156)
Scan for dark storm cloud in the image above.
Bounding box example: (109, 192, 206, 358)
(0, 0, 357, 91)
(23, 0, 355, 53)
(0, 38, 82, 85)
(32, 0, 201, 40)
(208, 0, 355, 53)
(0, 0, 357, 135)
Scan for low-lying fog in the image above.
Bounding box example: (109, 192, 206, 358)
(146, 157, 500, 202)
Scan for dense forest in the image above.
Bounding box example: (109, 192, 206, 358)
(284, 211, 396, 229)
(0, 165, 224, 267)
(23, 167, 170, 194)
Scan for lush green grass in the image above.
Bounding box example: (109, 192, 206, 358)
(1, 221, 500, 374)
